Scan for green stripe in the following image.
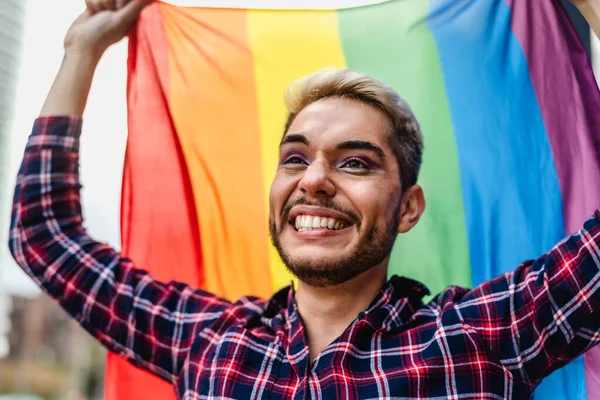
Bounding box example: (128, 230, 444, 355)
(338, 0, 472, 296)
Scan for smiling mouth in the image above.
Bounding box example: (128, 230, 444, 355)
(292, 215, 351, 232)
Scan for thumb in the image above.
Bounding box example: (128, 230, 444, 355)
(114, 0, 152, 30)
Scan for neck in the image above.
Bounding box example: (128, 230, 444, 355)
(295, 262, 388, 361)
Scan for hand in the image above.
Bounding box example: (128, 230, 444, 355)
(64, 0, 150, 60)
(569, 0, 600, 38)
(39, 0, 150, 116)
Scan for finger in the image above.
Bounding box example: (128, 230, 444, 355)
(115, 0, 151, 28)
(100, 0, 116, 11)
(89, 0, 112, 12)
(89, 0, 114, 11)
(116, 0, 128, 9)
(85, 0, 99, 13)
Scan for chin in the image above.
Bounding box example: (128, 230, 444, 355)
(282, 256, 373, 287)
(281, 236, 356, 259)
(284, 251, 343, 268)
(271, 216, 397, 287)
(278, 244, 369, 286)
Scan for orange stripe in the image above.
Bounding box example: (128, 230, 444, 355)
(161, 4, 272, 300)
(109, 4, 193, 400)
(246, 9, 347, 291)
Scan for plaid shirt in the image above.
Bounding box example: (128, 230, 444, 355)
(9, 116, 600, 399)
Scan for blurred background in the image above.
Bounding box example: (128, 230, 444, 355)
(0, 1, 598, 399)
(0, 1, 127, 398)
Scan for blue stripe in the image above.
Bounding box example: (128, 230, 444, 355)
(426, 0, 585, 399)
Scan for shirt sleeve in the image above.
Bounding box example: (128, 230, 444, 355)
(8, 116, 232, 383)
(451, 208, 600, 388)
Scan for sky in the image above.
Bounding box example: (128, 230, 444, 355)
(0, 1, 599, 297)
(0, 1, 128, 297)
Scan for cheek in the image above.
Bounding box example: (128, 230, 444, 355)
(269, 173, 296, 220)
(382, 188, 403, 220)
(341, 180, 399, 224)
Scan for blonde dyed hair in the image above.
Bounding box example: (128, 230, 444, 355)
(284, 68, 423, 191)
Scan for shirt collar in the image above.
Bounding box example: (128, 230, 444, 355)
(264, 275, 431, 366)
(266, 274, 431, 318)
(387, 275, 431, 300)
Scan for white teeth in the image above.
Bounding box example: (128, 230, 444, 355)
(312, 216, 321, 228)
(294, 215, 348, 231)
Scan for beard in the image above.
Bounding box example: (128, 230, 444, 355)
(269, 198, 401, 287)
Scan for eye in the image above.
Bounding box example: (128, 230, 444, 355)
(285, 156, 307, 165)
(281, 153, 308, 167)
(340, 158, 369, 171)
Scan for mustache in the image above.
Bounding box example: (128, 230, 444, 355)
(280, 197, 361, 229)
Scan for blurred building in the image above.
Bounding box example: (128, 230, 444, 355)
(0, 0, 27, 361)
(0, 0, 25, 138)
(1, 294, 104, 399)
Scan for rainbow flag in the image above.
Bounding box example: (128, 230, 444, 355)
(107, 0, 600, 398)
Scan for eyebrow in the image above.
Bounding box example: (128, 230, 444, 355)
(336, 140, 386, 162)
(280, 135, 386, 162)
(280, 134, 309, 147)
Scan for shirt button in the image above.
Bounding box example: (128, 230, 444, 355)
(358, 311, 367, 320)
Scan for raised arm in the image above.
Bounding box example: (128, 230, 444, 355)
(451, 209, 600, 387)
(571, 0, 600, 38)
(9, 1, 230, 383)
(449, 1, 600, 387)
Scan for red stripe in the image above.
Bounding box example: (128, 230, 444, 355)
(106, 4, 203, 399)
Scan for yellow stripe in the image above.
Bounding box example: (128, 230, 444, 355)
(162, 5, 273, 300)
(247, 9, 347, 291)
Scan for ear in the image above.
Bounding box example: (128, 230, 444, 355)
(397, 184, 425, 234)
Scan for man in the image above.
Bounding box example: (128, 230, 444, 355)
(8, 0, 600, 398)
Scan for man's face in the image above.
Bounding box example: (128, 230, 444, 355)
(269, 97, 404, 287)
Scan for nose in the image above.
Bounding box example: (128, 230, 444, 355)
(298, 158, 336, 197)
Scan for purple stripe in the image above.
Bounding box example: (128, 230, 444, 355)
(506, 0, 600, 397)
(587, 350, 600, 400)
(507, 0, 600, 232)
